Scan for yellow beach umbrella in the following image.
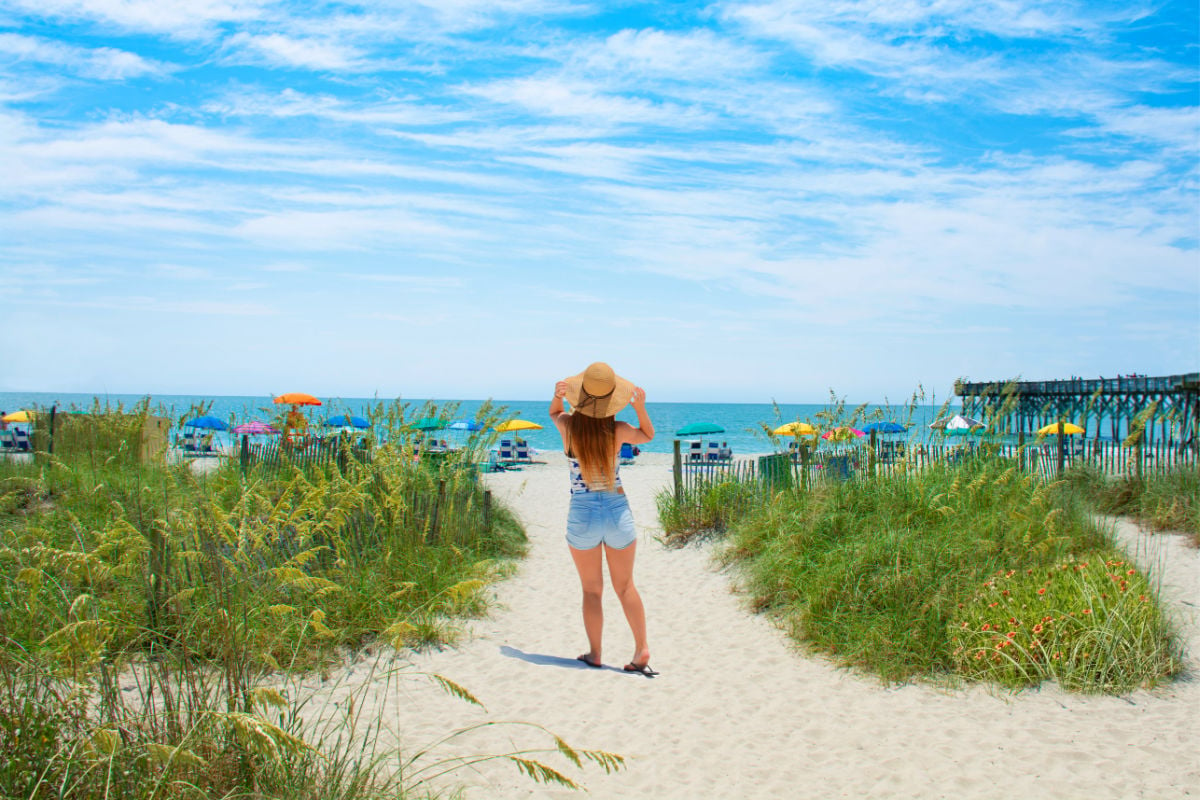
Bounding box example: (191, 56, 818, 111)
(1037, 422, 1085, 436)
(772, 421, 816, 436)
(2, 410, 33, 423)
(495, 419, 544, 433)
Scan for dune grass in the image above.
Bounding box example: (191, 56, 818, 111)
(1064, 464, 1199, 545)
(660, 452, 1183, 693)
(0, 401, 622, 799)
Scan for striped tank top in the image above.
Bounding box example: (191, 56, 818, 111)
(567, 456, 623, 494)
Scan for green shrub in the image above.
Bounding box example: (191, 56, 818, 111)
(713, 456, 1180, 691)
(949, 556, 1180, 692)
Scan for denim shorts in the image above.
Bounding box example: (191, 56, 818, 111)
(566, 491, 637, 551)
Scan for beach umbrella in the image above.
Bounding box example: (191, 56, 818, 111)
(771, 421, 816, 436)
(448, 419, 484, 431)
(821, 426, 865, 441)
(184, 415, 228, 431)
(930, 414, 985, 433)
(2, 410, 33, 423)
(1037, 422, 1085, 436)
(862, 421, 907, 434)
(273, 392, 322, 406)
(232, 421, 280, 435)
(326, 414, 370, 429)
(495, 419, 543, 433)
(675, 422, 724, 437)
(410, 417, 448, 432)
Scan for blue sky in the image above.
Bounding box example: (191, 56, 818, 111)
(1, 0, 1196, 403)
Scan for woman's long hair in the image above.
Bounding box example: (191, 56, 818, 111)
(566, 413, 617, 490)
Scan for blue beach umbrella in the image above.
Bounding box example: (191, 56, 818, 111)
(862, 421, 907, 434)
(410, 417, 448, 432)
(675, 422, 725, 437)
(326, 414, 370, 429)
(184, 415, 228, 431)
(448, 419, 483, 431)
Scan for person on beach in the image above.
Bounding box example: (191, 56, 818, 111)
(550, 362, 657, 676)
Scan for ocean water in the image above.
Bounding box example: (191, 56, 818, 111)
(0, 390, 954, 456)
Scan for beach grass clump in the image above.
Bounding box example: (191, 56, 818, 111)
(656, 474, 764, 546)
(1065, 464, 1199, 545)
(0, 402, 623, 798)
(949, 557, 1180, 691)
(717, 454, 1180, 692)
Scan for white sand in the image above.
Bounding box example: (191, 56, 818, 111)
(305, 451, 1198, 798)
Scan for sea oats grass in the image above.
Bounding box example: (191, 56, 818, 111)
(660, 446, 1183, 693)
(0, 402, 618, 798)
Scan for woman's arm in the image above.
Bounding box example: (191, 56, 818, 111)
(549, 380, 570, 445)
(616, 386, 654, 445)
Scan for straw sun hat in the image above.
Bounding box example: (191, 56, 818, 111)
(563, 362, 635, 418)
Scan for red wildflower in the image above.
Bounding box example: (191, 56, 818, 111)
(1032, 624, 1043, 633)
(1006, 631, 1016, 639)
(1127, 569, 1136, 576)
(1082, 609, 1092, 615)
(1037, 588, 1046, 595)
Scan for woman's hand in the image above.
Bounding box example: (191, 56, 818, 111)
(554, 380, 568, 399)
(630, 386, 646, 408)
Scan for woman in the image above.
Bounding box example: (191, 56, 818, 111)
(549, 361, 657, 676)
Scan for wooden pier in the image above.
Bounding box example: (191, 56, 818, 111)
(955, 373, 1199, 446)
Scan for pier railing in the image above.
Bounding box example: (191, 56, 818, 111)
(955, 373, 1198, 397)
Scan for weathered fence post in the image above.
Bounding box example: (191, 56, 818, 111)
(672, 439, 682, 504)
(239, 433, 249, 475)
(800, 443, 810, 489)
(1056, 422, 1065, 479)
(1017, 431, 1025, 471)
(48, 404, 57, 455)
(483, 490, 492, 531)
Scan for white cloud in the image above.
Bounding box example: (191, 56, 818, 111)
(0, 33, 171, 79)
(8, 0, 271, 40)
(221, 32, 363, 70)
(465, 75, 711, 127)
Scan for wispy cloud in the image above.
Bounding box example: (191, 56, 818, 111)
(0, 33, 172, 79)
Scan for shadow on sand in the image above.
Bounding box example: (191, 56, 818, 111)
(499, 645, 625, 673)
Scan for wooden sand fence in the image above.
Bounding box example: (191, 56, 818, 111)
(237, 435, 493, 546)
(670, 436, 1197, 514)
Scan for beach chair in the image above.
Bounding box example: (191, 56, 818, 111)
(498, 440, 516, 463)
(706, 441, 720, 461)
(687, 440, 703, 463)
(515, 441, 531, 462)
(13, 429, 31, 452)
(718, 442, 732, 462)
(0, 430, 13, 450)
(824, 454, 852, 480)
(619, 442, 636, 464)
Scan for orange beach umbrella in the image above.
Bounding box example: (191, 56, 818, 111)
(273, 392, 322, 406)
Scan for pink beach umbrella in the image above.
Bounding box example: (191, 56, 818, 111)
(232, 421, 280, 435)
(821, 426, 866, 441)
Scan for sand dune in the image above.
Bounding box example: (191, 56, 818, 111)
(319, 451, 1199, 799)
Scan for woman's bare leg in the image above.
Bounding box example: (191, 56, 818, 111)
(604, 542, 649, 666)
(569, 545, 605, 662)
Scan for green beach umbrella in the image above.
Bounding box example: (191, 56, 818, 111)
(675, 422, 725, 437)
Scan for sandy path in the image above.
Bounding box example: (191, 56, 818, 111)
(326, 453, 1199, 799)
